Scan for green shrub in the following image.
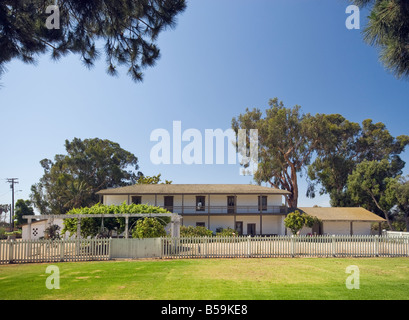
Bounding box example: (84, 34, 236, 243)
(215, 227, 238, 237)
(132, 217, 166, 238)
(0, 227, 6, 239)
(284, 210, 321, 235)
(180, 225, 213, 237)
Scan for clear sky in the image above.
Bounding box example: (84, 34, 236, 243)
(1, 0, 408, 213)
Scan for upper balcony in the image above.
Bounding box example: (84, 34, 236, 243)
(162, 205, 287, 215)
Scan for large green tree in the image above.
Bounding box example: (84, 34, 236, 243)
(385, 175, 409, 231)
(347, 159, 402, 230)
(14, 199, 34, 226)
(31, 137, 143, 215)
(308, 117, 409, 206)
(352, 0, 409, 79)
(232, 98, 321, 208)
(0, 0, 186, 82)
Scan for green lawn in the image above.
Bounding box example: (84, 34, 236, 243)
(0, 258, 408, 300)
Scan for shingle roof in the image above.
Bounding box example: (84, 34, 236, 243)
(297, 207, 386, 222)
(97, 184, 291, 195)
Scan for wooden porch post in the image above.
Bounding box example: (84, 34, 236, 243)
(208, 194, 211, 229)
(76, 218, 81, 238)
(259, 194, 263, 235)
(27, 217, 32, 240)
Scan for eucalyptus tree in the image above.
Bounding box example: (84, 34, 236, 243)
(31, 137, 143, 215)
(308, 117, 409, 207)
(232, 98, 322, 208)
(347, 159, 402, 230)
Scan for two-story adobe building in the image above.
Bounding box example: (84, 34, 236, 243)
(97, 184, 290, 236)
(96, 183, 385, 236)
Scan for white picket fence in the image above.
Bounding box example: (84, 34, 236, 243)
(0, 239, 110, 264)
(161, 235, 409, 259)
(1, 235, 409, 264)
(383, 231, 409, 238)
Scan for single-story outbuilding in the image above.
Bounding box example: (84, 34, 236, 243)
(296, 207, 386, 236)
(22, 218, 65, 240)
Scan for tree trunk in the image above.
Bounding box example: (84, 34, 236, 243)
(368, 190, 394, 231)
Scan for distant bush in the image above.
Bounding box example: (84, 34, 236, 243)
(180, 225, 213, 237)
(0, 227, 6, 239)
(215, 227, 238, 237)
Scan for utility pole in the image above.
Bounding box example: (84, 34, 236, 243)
(6, 178, 18, 232)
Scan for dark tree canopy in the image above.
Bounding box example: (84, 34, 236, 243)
(14, 199, 35, 226)
(30, 137, 143, 215)
(308, 116, 409, 207)
(0, 0, 186, 82)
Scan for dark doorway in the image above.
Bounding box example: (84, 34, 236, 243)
(131, 196, 142, 205)
(196, 196, 206, 211)
(227, 196, 235, 214)
(247, 223, 256, 236)
(235, 221, 243, 235)
(311, 221, 322, 235)
(164, 196, 174, 212)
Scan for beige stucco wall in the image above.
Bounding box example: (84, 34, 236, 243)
(182, 215, 286, 235)
(290, 221, 374, 236)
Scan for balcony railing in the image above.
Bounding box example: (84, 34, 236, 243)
(162, 205, 287, 215)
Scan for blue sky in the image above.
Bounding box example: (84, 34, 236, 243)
(1, 0, 409, 212)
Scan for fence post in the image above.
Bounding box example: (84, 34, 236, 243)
(374, 235, 379, 257)
(332, 235, 336, 257)
(108, 238, 112, 260)
(291, 235, 295, 257)
(9, 240, 14, 264)
(247, 236, 251, 258)
(59, 240, 64, 262)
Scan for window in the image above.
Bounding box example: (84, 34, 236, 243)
(131, 196, 142, 205)
(258, 196, 267, 211)
(196, 196, 206, 211)
(196, 222, 205, 227)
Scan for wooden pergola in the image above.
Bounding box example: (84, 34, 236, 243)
(23, 213, 182, 240)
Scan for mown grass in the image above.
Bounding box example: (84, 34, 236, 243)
(0, 258, 408, 300)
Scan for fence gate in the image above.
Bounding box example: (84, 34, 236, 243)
(110, 238, 162, 259)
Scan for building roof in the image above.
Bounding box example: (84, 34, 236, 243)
(297, 207, 386, 222)
(97, 184, 291, 195)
